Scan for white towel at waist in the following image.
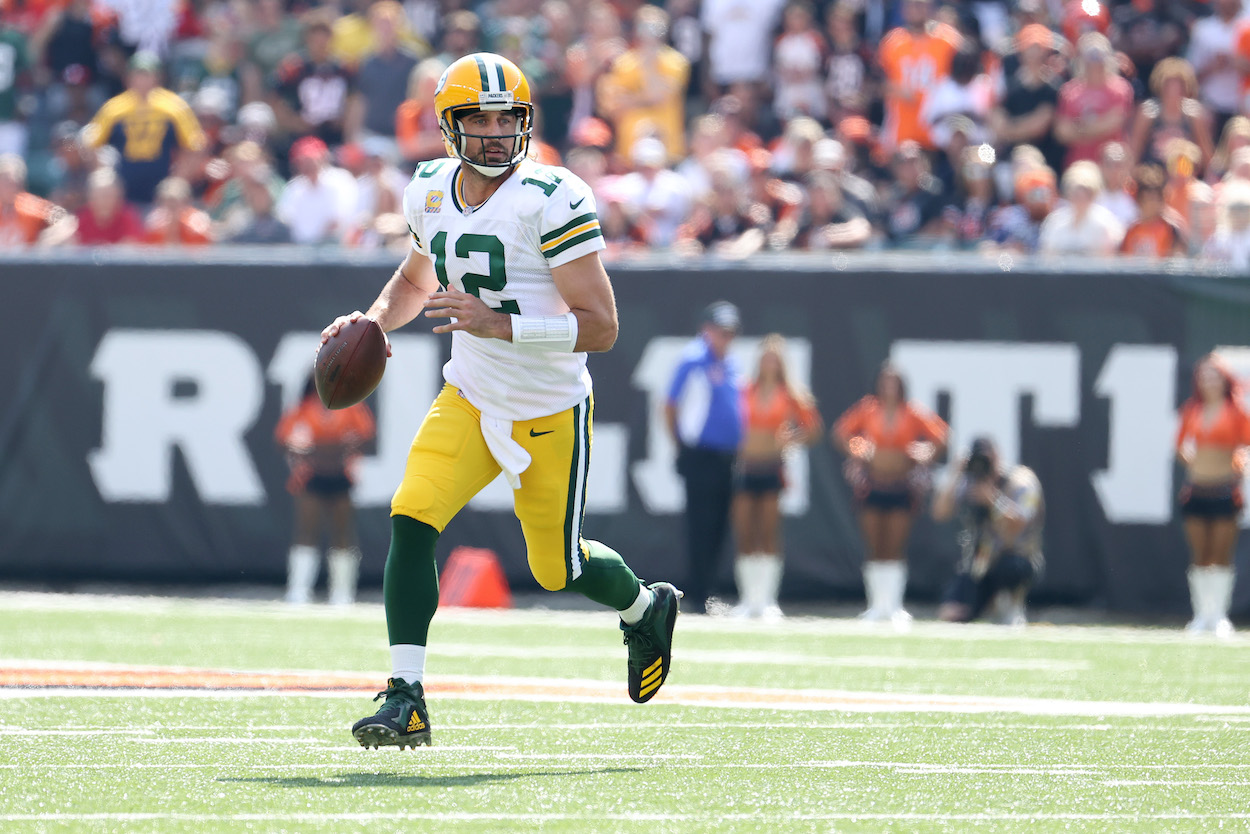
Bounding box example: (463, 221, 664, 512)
(479, 414, 532, 489)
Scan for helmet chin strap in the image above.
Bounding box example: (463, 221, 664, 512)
(466, 161, 509, 178)
(455, 116, 516, 178)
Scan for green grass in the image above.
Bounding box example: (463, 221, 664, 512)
(2, 593, 1249, 832)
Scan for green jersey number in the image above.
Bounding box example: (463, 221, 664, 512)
(430, 231, 521, 315)
(521, 170, 563, 197)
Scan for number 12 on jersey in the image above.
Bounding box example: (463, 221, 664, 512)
(430, 231, 521, 315)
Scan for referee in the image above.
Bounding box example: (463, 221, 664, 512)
(666, 301, 744, 614)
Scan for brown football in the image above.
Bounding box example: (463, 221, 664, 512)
(315, 317, 387, 409)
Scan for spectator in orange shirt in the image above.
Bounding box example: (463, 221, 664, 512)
(597, 5, 690, 162)
(1120, 164, 1187, 258)
(275, 376, 376, 605)
(143, 176, 212, 246)
(395, 58, 449, 164)
(877, 0, 962, 151)
(731, 335, 822, 620)
(0, 154, 76, 247)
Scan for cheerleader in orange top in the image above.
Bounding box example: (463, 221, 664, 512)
(1175, 353, 1250, 637)
(732, 335, 822, 621)
(833, 363, 948, 624)
(275, 377, 376, 605)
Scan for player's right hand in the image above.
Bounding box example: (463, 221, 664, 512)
(320, 311, 392, 356)
(321, 311, 365, 344)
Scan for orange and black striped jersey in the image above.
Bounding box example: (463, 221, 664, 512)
(877, 24, 961, 149)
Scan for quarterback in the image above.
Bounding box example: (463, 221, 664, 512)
(321, 52, 681, 749)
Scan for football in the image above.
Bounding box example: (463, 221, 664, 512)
(314, 317, 387, 409)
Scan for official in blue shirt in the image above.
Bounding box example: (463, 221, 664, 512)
(665, 300, 744, 613)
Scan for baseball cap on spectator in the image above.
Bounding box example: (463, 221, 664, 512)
(337, 142, 365, 170)
(1016, 167, 1056, 207)
(290, 136, 329, 162)
(702, 300, 741, 332)
(812, 138, 845, 170)
(631, 136, 667, 168)
(1015, 23, 1055, 52)
(570, 116, 612, 149)
(1077, 32, 1113, 64)
(193, 87, 229, 120)
(747, 147, 772, 173)
(237, 102, 276, 134)
(129, 51, 161, 73)
(837, 116, 872, 145)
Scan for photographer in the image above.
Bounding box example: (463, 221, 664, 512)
(932, 437, 1044, 626)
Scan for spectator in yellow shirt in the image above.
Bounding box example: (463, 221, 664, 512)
(597, 6, 690, 162)
(331, 0, 429, 71)
(82, 52, 206, 206)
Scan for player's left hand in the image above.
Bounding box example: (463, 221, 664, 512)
(423, 288, 511, 340)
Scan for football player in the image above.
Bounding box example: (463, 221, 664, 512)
(322, 52, 681, 749)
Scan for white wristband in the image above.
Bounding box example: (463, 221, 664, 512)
(510, 312, 579, 352)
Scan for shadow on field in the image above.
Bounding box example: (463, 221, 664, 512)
(218, 768, 644, 789)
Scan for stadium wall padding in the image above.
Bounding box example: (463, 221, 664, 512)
(2, 253, 1249, 617)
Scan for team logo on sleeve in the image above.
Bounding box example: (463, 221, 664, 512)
(425, 191, 444, 214)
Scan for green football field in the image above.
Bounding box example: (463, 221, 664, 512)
(2, 592, 1249, 833)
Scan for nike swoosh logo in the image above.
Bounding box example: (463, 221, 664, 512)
(529, 428, 555, 437)
(569, 197, 585, 210)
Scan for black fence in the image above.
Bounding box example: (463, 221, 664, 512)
(3, 250, 1249, 617)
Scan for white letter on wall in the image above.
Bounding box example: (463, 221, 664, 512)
(89, 330, 265, 504)
(890, 341, 1081, 468)
(1092, 345, 1176, 524)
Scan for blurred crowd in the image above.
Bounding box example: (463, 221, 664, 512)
(4, 0, 1250, 267)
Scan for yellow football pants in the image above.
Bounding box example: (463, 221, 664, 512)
(391, 384, 592, 591)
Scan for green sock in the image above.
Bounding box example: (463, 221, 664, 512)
(385, 515, 441, 646)
(566, 540, 643, 610)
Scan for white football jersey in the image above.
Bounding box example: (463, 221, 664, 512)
(402, 157, 606, 421)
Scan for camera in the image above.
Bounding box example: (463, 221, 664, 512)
(966, 450, 993, 480)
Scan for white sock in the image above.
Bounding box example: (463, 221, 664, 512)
(1187, 567, 1203, 622)
(877, 560, 908, 614)
(1208, 565, 1235, 623)
(286, 545, 319, 603)
(619, 584, 654, 625)
(862, 562, 882, 613)
(390, 644, 426, 685)
(758, 554, 783, 609)
(734, 555, 761, 613)
(327, 547, 361, 606)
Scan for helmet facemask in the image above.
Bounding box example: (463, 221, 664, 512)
(441, 100, 533, 178)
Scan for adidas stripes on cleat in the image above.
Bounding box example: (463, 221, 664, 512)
(621, 582, 681, 703)
(351, 677, 432, 749)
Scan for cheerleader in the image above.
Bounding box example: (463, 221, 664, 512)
(732, 335, 822, 620)
(833, 362, 948, 624)
(1175, 353, 1250, 637)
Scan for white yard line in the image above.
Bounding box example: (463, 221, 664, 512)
(2, 812, 1250, 823)
(2, 590, 1245, 648)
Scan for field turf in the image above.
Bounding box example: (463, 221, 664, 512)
(1, 591, 1249, 832)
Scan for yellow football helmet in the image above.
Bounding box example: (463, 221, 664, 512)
(434, 52, 533, 177)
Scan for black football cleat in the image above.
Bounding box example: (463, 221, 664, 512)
(351, 677, 432, 749)
(620, 582, 681, 703)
